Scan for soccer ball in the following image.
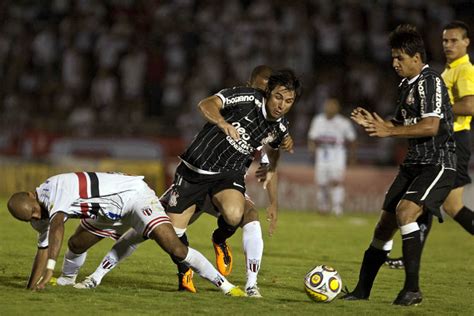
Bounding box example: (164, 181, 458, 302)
(304, 265, 342, 302)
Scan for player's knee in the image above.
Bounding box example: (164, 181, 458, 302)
(242, 206, 258, 226)
(68, 236, 87, 254)
(223, 211, 243, 227)
(170, 242, 188, 261)
(442, 201, 462, 217)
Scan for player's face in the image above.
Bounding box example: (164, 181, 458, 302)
(324, 99, 340, 119)
(443, 28, 469, 63)
(266, 85, 296, 120)
(391, 49, 420, 79)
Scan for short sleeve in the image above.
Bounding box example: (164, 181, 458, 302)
(214, 87, 260, 109)
(36, 175, 77, 219)
(307, 116, 319, 140)
(457, 65, 474, 98)
(417, 75, 444, 118)
(31, 219, 49, 248)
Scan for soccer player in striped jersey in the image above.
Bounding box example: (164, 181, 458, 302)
(70, 66, 292, 298)
(7, 172, 245, 296)
(342, 25, 456, 306)
(385, 20, 474, 269)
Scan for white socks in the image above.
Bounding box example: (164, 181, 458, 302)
(90, 229, 143, 283)
(242, 221, 263, 289)
(62, 249, 87, 278)
(331, 185, 345, 215)
(183, 247, 234, 293)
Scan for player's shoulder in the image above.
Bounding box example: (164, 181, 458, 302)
(217, 86, 264, 105)
(419, 66, 443, 82)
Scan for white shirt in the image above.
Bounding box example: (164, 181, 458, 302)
(307, 113, 356, 165)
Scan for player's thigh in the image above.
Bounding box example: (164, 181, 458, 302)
(316, 164, 330, 186)
(212, 189, 246, 226)
(68, 224, 104, 254)
(328, 163, 346, 186)
(395, 199, 423, 225)
(149, 222, 188, 259)
(442, 187, 464, 216)
(167, 205, 196, 229)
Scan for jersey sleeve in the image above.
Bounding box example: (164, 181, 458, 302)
(30, 219, 49, 248)
(36, 175, 77, 220)
(344, 119, 356, 141)
(457, 65, 474, 98)
(268, 121, 290, 149)
(418, 75, 444, 118)
(215, 87, 260, 109)
(307, 116, 320, 140)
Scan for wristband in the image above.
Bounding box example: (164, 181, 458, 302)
(46, 259, 56, 270)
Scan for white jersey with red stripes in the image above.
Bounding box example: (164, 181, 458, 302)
(36, 172, 151, 221)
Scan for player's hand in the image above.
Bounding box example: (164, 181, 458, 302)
(281, 135, 294, 153)
(266, 203, 278, 236)
(351, 107, 374, 127)
(365, 112, 392, 137)
(255, 164, 268, 182)
(34, 269, 54, 291)
(217, 120, 240, 140)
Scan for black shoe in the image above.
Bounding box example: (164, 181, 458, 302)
(385, 257, 404, 269)
(392, 289, 422, 306)
(340, 287, 369, 301)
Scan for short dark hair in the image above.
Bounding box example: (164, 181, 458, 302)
(249, 65, 272, 84)
(389, 24, 427, 63)
(444, 20, 470, 39)
(266, 69, 302, 101)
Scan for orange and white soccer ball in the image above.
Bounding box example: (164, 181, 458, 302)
(304, 265, 342, 302)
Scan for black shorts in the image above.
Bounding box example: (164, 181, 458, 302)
(161, 163, 246, 214)
(382, 164, 456, 220)
(454, 130, 471, 188)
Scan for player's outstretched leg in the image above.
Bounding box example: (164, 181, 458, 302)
(74, 229, 144, 289)
(151, 223, 245, 296)
(170, 230, 196, 293)
(342, 210, 397, 300)
(57, 225, 103, 286)
(242, 220, 263, 298)
(211, 215, 237, 276)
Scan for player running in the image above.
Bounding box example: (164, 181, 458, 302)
(7, 172, 245, 296)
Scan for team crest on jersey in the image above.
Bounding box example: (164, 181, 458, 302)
(142, 207, 153, 216)
(168, 189, 179, 207)
(260, 132, 276, 145)
(406, 88, 415, 105)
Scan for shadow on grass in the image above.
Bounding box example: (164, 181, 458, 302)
(0, 275, 26, 289)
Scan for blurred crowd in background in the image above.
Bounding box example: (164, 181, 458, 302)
(0, 0, 473, 163)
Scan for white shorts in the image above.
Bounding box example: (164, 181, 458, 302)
(315, 163, 346, 186)
(81, 193, 171, 240)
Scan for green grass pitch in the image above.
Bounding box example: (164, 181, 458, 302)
(0, 198, 472, 315)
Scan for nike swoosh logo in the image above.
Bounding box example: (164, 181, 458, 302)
(244, 116, 252, 122)
(233, 182, 244, 189)
(406, 191, 418, 194)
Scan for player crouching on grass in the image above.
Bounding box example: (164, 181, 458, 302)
(7, 172, 246, 296)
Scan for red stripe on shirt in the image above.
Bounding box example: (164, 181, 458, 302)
(76, 172, 89, 216)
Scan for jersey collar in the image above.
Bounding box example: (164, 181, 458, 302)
(447, 54, 470, 69)
(403, 64, 429, 85)
(261, 98, 282, 122)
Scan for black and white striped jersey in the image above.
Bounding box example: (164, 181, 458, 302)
(392, 65, 456, 169)
(180, 86, 289, 174)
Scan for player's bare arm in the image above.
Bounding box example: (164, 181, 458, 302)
(198, 95, 239, 140)
(451, 95, 474, 116)
(35, 212, 66, 290)
(27, 247, 48, 289)
(262, 145, 280, 190)
(254, 160, 279, 236)
(365, 113, 439, 138)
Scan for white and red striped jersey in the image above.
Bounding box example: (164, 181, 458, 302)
(36, 172, 150, 221)
(307, 113, 355, 165)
